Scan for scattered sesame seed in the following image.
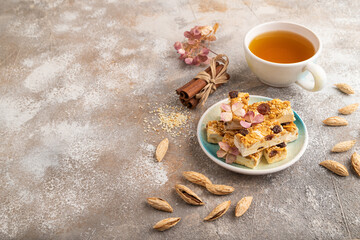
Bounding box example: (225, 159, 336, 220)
(141, 103, 192, 137)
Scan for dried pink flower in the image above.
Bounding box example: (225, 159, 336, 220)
(240, 111, 264, 128)
(220, 103, 246, 122)
(216, 142, 240, 164)
(174, 23, 219, 66)
(231, 102, 246, 117)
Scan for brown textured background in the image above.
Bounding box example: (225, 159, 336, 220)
(1, 0, 360, 239)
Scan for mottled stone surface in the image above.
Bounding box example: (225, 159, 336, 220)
(1, 0, 360, 239)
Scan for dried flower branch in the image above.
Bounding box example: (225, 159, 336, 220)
(174, 23, 219, 66)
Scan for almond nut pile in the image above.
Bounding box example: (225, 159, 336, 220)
(147, 171, 253, 231)
(320, 83, 358, 177)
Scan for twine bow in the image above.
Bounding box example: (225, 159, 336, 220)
(195, 54, 229, 106)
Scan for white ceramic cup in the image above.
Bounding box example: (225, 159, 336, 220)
(244, 21, 327, 91)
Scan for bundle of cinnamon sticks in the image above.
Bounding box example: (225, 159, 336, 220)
(176, 63, 230, 109)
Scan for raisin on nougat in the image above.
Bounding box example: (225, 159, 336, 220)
(247, 99, 295, 124)
(264, 143, 288, 164)
(234, 121, 298, 157)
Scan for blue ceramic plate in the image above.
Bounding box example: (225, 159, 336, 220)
(197, 95, 308, 175)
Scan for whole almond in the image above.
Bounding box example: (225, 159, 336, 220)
(205, 184, 234, 195)
(235, 196, 253, 217)
(175, 184, 204, 205)
(204, 200, 231, 221)
(183, 171, 212, 187)
(319, 160, 349, 176)
(335, 83, 355, 94)
(147, 197, 173, 212)
(331, 140, 356, 152)
(156, 138, 169, 162)
(323, 116, 348, 126)
(153, 217, 181, 231)
(338, 103, 359, 115)
(351, 152, 360, 177)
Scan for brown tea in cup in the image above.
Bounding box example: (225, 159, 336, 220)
(249, 30, 315, 64)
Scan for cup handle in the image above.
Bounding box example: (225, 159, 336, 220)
(296, 62, 327, 92)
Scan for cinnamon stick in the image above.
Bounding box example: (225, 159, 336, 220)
(180, 96, 199, 109)
(176, 63, 219, 97)
(179, 65, 230, 108)
(179, 64, 227, 100)
(187, 98, 199, 109)
(176, 78, 197, 95)
(177, 58, 230, 109)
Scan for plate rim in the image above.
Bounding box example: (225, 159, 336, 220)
(196, 95, 309, 175)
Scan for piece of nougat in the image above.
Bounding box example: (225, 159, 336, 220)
(221, 131, 236, 147)
(235, 151, 263, 169)
(234, 121, 298, 157)
(223, 91, 249, 130)
(228, 91, 250, 111)
(281, 121, 298, 134)
(206, 120, 225, 143)
(221, 132, 262, 169)
(247, 99, 295, 124)
(264, 143, 287, 164)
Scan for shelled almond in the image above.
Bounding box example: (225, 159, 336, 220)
(334, 83, 355, 95)
(175, 184, 204, 205)
(319, 160, 349, 176)
(205, 184, 234, 195)
(182, 171, 212, 187)
(331, 140, 356, 153)
(338, 103, 359, 115)
(155, 138, 169, 162)
(147, 197, 173, 212)
(235, 196, 253, 217)
(182, 171, 234, 195)
(204, 200, 231, 221)
(153, 217, 181, 231)
(351, 152, 360, 177)
(322, 116, 348, 126)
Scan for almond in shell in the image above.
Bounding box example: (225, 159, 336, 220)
(319, 160, 349, 176)
(235, 196, 253, 217)
(331, 140, 356, 152)
(147, 197, 173, 212)
(156, 138, 169, 162)
(204, 200, 231, 221)
(205, 183, 234, 195)
(323, 116, 348, 126)
(338, 103, 359, 115)
(351, 152, 360, 177)
(182, 171, 212, 187)
(153, 217, 181, 231)
(175, 184, 204, 205)
(334, 83, 355, 94)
